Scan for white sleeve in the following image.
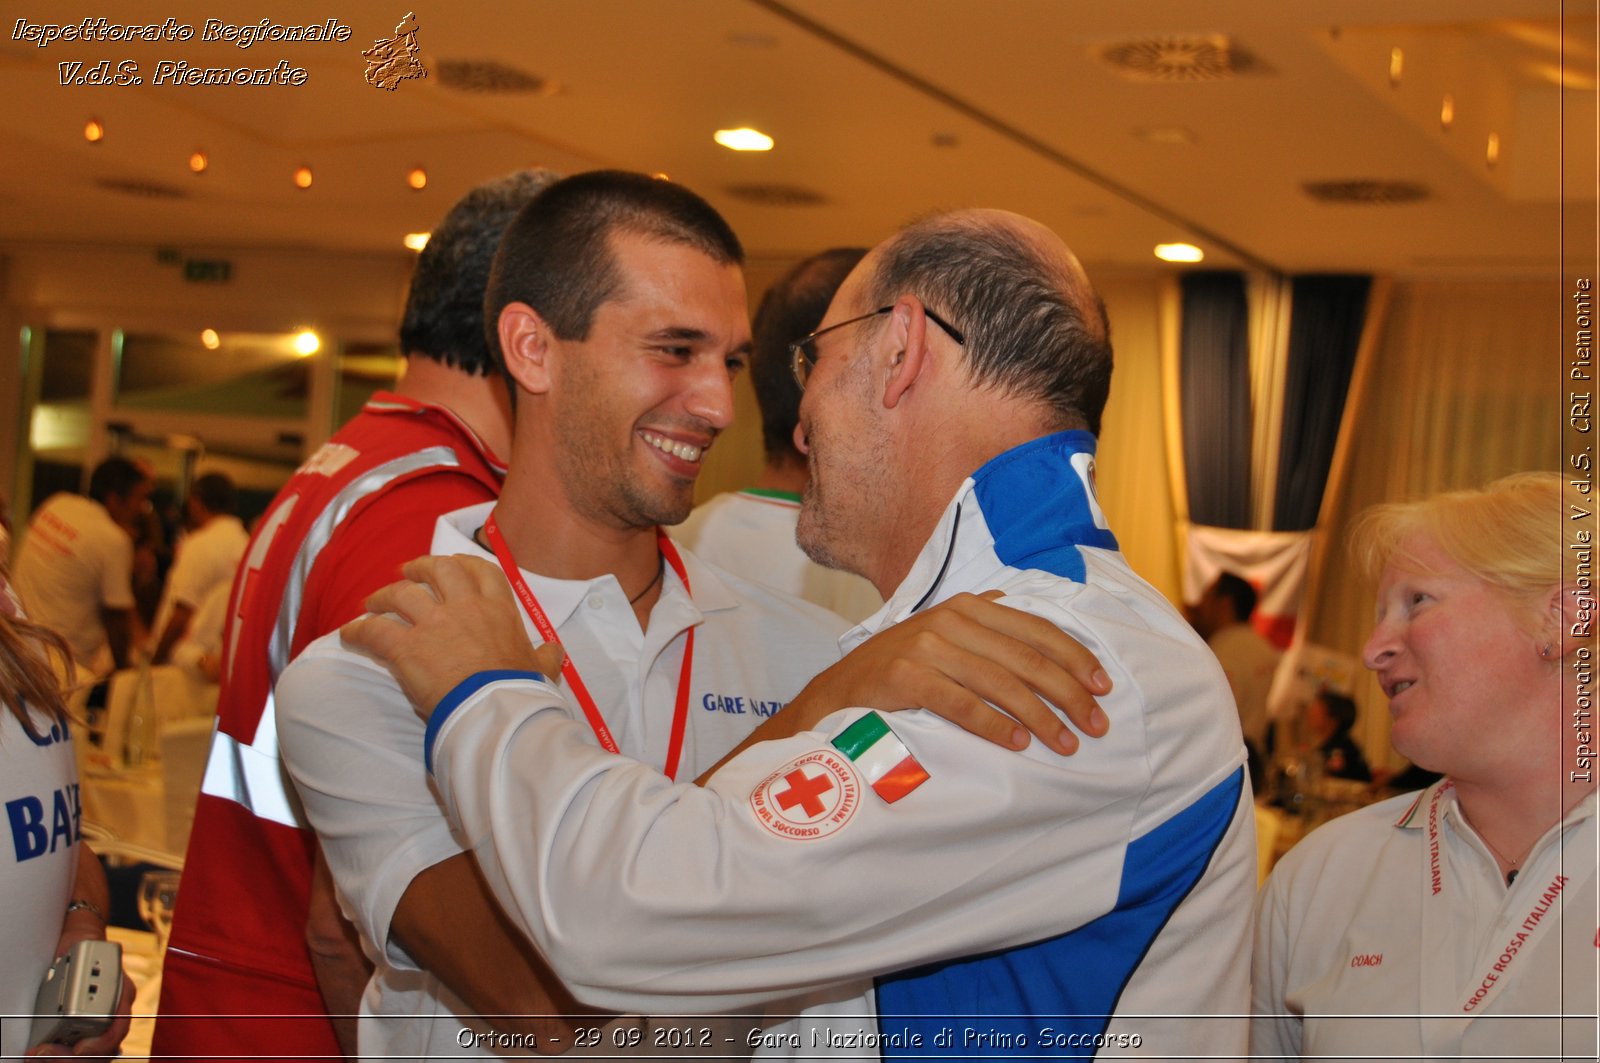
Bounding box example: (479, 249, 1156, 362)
(97, 530, 135, 610)
(1249, 862, 1303, 1060)
(430, 673, 1152, 1014)
(275, 637, 465, 970)
(164, 539, 211, 609)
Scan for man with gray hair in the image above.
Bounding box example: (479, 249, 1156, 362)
(154, 169, 561, 1063)
(344, 208, 1254, 1055)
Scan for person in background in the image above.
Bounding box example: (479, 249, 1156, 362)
(675, 248, 882, 622)
(1303, 690, 1371, 783)
(12, 457, 152, 676)
(168, 580, 229, 685)
(1, 563, 135, 1059)
(1193, 570, 1281, 757)
(339, 206, 1253, 1056)
(149, 472, 248, 665)
(152, 169, 560, 1063)
(1252, 472, 1595, 1059)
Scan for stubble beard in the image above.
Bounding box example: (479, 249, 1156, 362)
(795, 426, 890, 582)
(553, 386, 693, 533)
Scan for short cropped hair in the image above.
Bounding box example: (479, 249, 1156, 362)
(1213, 571, 1258, 622)
(87, 456, 147, 505)
(863, 213, 1112, 434)
(752, 248, 867, 461)
(1349, 471, 1564, 622)
(190, 472, 236, 516)
(399, 169, 560, 376)
(484, 171, 743, 360)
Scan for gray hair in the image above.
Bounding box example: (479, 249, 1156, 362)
(864, 213, 1112, 434)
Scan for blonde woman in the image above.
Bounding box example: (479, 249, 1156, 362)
(1252, 473, 1596, 1058)
(1, 571, 133, 1057)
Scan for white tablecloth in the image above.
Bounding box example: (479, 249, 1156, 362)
(107, 926, 160, 1061)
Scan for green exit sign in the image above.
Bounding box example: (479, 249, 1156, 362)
(184, 259, 232, 283)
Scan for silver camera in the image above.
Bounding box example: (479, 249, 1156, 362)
(30, 939, 123, 1048)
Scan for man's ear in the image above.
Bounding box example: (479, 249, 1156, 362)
(882, 296, 932, 410)
(497, 302, 555, 396)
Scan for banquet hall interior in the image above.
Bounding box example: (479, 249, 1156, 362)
(1, 0, 1595, 1050)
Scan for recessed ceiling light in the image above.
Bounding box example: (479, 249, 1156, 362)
(1134, 126, 1197, 146)
(407, 167, 427, 190)
(189, 151, 208, 174)
(1389, 47, 1403, 87)
(200, 329, 220, 350)
(293, 165, 313, 189)
(404, 232, 430, 251)
(1154, 243, 1205, 263)
(1440, 95, 1455, 130)
(293, 330, 320, 356)
(1486, 133, 1501, 168)
(714, 127, 774, 152)
(84, 119, 103, 143)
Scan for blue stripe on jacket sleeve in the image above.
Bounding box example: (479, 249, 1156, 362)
(873, 767, 1244, 1057)
(424, 669, 547, 774)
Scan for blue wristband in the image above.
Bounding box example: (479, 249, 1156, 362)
(424, 669, 546, 774)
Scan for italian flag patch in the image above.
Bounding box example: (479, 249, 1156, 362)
(831, 712, 929, 804)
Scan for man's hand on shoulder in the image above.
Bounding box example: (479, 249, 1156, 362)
(793, 590, 1111, 755)
(341, 554, 563, 720)
(697, 591, 1112, 783)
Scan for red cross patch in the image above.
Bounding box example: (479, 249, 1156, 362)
(750, 749, 860, 841)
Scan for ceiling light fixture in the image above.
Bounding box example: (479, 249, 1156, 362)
(293, 330, 321, 357)
(1486, 133, 1501, 168)
(1388, 47, 1403, 87)
(404, 232, 430, 251)
(84, 119, 104, 143)
(1134, 126, 1196, 146)
(1154, 243, 1205, 263)
(200, 329, 220, 350)
(189, 151, 208, 174)
(293, 165, 313, 189)
(714, 127, 774, 152)
(407, 167, 427, 190)
(1440, 95, 1455, 130)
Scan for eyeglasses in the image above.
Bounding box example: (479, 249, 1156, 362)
(789, 305, 965, 390)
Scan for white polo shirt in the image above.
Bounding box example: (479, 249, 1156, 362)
(153, 514, 249, 639)
(1252, 779, 1598, 1060)
(276, 502, 848, 1059)
(12, 493, 134, 673)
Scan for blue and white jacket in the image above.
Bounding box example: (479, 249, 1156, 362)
(427, 431, 1256, 1059)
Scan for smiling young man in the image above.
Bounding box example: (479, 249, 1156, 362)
(276, 174, 1107, 1059)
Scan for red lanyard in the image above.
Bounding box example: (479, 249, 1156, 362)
(482, 512, 694, 781)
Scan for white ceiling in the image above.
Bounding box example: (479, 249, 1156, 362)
(1, 0, 1593, 276)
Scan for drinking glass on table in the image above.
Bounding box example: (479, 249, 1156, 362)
(137, 869, 181, 953)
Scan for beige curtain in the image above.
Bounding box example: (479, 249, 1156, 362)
(1096, 275, 1182, 605)
(1304, 277, 1566, 766)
